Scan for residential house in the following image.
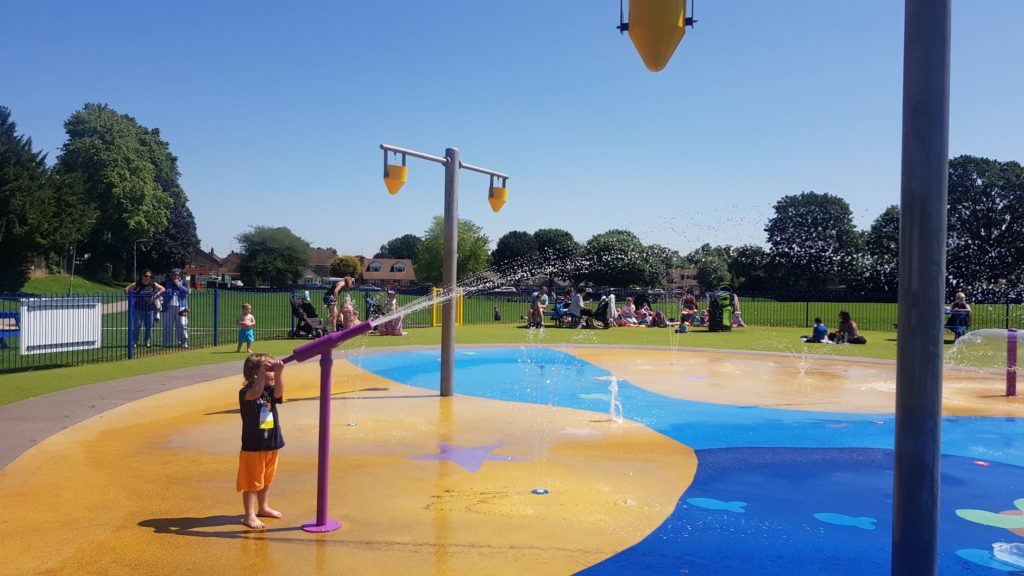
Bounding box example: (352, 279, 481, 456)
(361, 258, 417, 287)
(309, 248, 338, 279)
(667, 267, 700, 295)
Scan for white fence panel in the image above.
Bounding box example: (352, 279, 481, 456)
(19, 297, 103, 355)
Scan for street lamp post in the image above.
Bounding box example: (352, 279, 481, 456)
(380, 144, 509, 397)
(133, 239, 150, 283)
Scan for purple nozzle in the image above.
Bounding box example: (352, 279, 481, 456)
(284, 321, 373, 364)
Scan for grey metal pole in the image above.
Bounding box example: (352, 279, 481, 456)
(891, 0, 950, 573)
(440, 147, 460, 397)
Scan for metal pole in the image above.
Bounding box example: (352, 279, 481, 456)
(300, 351, 342, 533)
(891, 0, 950, 573)
(1008, 329, 1018, 397)
(441, 148, 459, 397)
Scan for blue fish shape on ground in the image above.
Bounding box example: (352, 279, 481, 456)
(814, 512, 876, 530)
(687, 498, 747, 513)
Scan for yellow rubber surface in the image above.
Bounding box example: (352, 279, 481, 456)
(1, 358, 695, 576)
(571, 348, 1023, 417)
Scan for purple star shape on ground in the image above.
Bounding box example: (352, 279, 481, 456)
(409, 442, 525, 473)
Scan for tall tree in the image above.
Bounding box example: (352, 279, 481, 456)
(729, 244, 769, 293)
(532, 228, 582, 282)
(491, 230, 538, 271)
(683, 243, 734, 269)
(416, 216, 492, 286)
(236, 226, 311, 288)
(0, 106, 57, 291)
(946, 155, 1024, 300)
(697, 255, 732, 291)
(861, 205, 900, 296)
(54, 103, 191, 280)
(378, 234, 423, 262)
(765, 192, 861, 291)
(144, 191, 200, 273)
(582, 229, 662, 288)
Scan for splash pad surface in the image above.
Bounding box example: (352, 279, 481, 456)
(2, 346, 1022, 574)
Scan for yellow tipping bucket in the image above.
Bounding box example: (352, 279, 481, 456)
(629, 0, 687, 72)
(384, 164, 407, 195)
(488, 186, 508, 212)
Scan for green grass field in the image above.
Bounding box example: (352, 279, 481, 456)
(21, 274, 123, 295)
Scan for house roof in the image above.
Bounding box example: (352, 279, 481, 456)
(362, 258, 417, 281)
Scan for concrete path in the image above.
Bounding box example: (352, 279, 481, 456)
(0, 360, 240, 470)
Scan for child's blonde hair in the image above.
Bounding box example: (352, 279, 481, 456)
(955, 292, 966, 301)
(242, 303, 252, 310)
(243, 353, 275, 384)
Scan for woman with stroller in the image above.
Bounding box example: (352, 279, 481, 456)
(124, 268, 164, 347)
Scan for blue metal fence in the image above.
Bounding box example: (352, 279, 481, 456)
(1, 288, 1021, 373)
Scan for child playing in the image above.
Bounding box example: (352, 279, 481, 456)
(340, 294, 358, 330)
(237, 353, 286, 530)
(802, 317, 829, 343)
(236, 303, 256, 353)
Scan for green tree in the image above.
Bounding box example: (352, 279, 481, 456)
(0, 106, 57, 291)
(946, 155, 1024, 300)
(647, 244, 684, 271)
(683, 243, 734, 268)
(729, 244, 769, 292)
(54, 103, 186, 280)
(416, 216, 492, 286)
(330, 255, 361, 278)
(378, 234, 423, 262)
(697, 255, 732, 291)
(861, 205, 900, 296)
(582, 229, 662, 287)
(144, 191, 200, 273)
(765, 192, 861, 291)
(236, 226, 311, 288)
(533, 228, 582, 282)
(491, 231, 538, 270)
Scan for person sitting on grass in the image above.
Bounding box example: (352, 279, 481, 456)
(828, 310, 867, 344)
(801, 316, 829, 343)
(680, 292, 698, 325)
(620, 296, 640, 326)
(528, 287, 550, 328)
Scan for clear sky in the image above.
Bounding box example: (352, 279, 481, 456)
(3, 0, 1021, 259)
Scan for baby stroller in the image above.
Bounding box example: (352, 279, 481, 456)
(289, 297, 328, 339)
(585, 296, 615, 329)
(365, 293, 386, 321)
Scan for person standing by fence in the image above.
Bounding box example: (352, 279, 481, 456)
(124, 268, 164, 347)
(161, 268, 190, 348)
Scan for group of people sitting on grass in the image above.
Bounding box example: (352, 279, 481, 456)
(524, 287, 746, 330)
(801, 310, 868, 345)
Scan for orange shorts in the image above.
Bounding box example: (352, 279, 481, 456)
(236, 449, 279, 492)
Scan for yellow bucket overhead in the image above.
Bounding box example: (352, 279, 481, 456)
(629, 0, 687, 72)
(488, 187, 508, 212)
(384, 164, 407, 195)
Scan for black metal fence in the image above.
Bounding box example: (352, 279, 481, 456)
(1, 288, 1021, 373)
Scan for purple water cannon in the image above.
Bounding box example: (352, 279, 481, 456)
(281, 320, 372, 533)
(282, 320, 373, 365)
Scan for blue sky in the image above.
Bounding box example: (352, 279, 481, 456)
(3, 0, 1021, 259)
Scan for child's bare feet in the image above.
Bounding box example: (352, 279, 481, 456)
(257, 507, 282, 519)
(242, 515, 265, 530)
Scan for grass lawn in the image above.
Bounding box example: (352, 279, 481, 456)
(0, 322, 924, 406)
(21, 274, 123, 295)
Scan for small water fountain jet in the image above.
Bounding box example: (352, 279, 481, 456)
(595, 375, 624, 423)
(945, 328, 1022, 396)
